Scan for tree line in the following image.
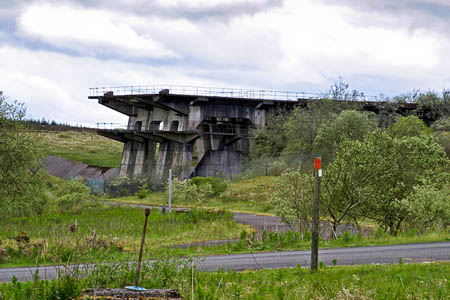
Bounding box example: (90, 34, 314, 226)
(254, 83, 450, 236)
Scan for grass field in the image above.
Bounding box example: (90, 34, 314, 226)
(0, 206, 249, 267)
(193, 262, 450, 299)
(113, 176, 278, 214)
(33, 130, 123, 167)
(1, 262, 448, 299)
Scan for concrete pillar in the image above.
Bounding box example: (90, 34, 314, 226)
(119, 142, 132, 176)
(143, 141, 157, 176)
(133, 142, 146, 175)
(155, 141, 172, 177)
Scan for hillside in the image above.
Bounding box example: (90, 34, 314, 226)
(31, 129, 123, 167)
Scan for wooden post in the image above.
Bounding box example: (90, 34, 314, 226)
(135, 208, 150, 287)
(311, 157, 321, 271)
(168, 169, 172, 212)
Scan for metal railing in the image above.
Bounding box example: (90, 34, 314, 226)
(89, 84, 379, 102)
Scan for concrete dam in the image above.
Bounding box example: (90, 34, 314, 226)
(89, 85, 419, 179)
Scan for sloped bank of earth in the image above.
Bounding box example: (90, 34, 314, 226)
(46, 155, 119, 179)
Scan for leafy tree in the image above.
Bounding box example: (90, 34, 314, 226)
(322, 130, 448, 235)
(401, 183, 450, 232)
(357, 132, 447, 234)
(252, 108, 290, 157)
(431, 116, 450, 157)
(271, 168, 313, 233)
(431, 116, 450, 132)
(313, 110, 377, 156)
(0, 92, 47, 216)
(283, 99, 363, 156)
(415, 90, 450, 122)
(321, 138, 381, 237)
(388, 115, 431, 138)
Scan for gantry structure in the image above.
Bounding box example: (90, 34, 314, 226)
(89, 85, 419, 179)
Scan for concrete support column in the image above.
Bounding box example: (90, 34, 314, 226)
(143, 141, 157, 176)
(119, 141, 132, 177)
(155, 141, 172, 177)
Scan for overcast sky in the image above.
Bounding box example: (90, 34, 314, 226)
(1, 0, 449, 126)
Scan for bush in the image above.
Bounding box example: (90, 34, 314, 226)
(0, 92, 48, 217)
(106, 175, 165, 197)
(49, 177, 101, 213)
(189, 177, 227, 196)
(271, 169, 313, 234)
(170, 179, 213, 205)
(401, 184, 450, 231)
(135, 184, 150, 199)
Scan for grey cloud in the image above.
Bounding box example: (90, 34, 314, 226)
(67, 0, 284, 20)
(318, 0, 450, 33)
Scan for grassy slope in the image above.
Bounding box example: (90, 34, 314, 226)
(33, 130, 123, 167)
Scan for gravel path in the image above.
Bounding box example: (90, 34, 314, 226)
(107, 201, 369, 243)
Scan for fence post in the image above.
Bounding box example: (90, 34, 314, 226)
(265, 156, 269, 176)
(168, 169, 172, 212)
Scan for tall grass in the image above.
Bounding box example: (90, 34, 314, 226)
(1, 261, 448, 299)
(0, 207, 248, 266)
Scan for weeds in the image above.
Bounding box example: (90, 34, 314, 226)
(0, 208, 246, 266)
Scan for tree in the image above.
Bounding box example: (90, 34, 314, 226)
(432, 116, 450, 158)
(322, 130, 448, 236)
(388, 115, 431, 138)
(252, 108, 290, 158)
(356, 132, 447, 234)
(321, 137, 381, 237)
(401, 183, 450, 232)
(0, 92, 47, 216)
(313, 110, 377, 156)
(271, 168, 313, 234)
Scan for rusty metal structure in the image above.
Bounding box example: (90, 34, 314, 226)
(89, 85, 418, 179)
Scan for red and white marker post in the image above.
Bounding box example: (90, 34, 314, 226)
(311, 157, 321, 271)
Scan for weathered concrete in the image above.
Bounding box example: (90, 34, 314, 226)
(90, 88, 429, 179)
(79, 288, 182, 299)
(46, 155, 119, 180)
(91, 91, 271, 179)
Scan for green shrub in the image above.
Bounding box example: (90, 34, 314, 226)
(170, 179, 213, 204)
(57, 133, 72, 139)
(135, 184, 150, 199)
(190, 177, 227, 196)
(49, 177, 101, 213)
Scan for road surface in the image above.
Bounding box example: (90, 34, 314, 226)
(1, 242, 449, 282)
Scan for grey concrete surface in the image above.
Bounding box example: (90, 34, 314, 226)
(1, 242, 449, 282)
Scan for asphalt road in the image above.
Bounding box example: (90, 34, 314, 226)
(1, 242, 449, 282)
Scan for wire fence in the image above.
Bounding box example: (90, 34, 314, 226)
(89, 84, 379, 102)
(85, 153, 332, 196)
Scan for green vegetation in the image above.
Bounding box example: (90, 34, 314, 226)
(1, 261, 449, 299)
(252, 86, 450, 238)
(111, 176, 277, 214)
(0, 93, 47, 217)
(0, 206, 248, 267)
(34, 130, 123, 167)
(227, 228, 449, 253)
(190, 176, 228, 196)
(272, 170, 313, 233)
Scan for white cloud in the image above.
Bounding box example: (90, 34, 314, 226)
(1, 0, 450, 127)
(0, 45, 225, 125)
(17, 3, 179, 59)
